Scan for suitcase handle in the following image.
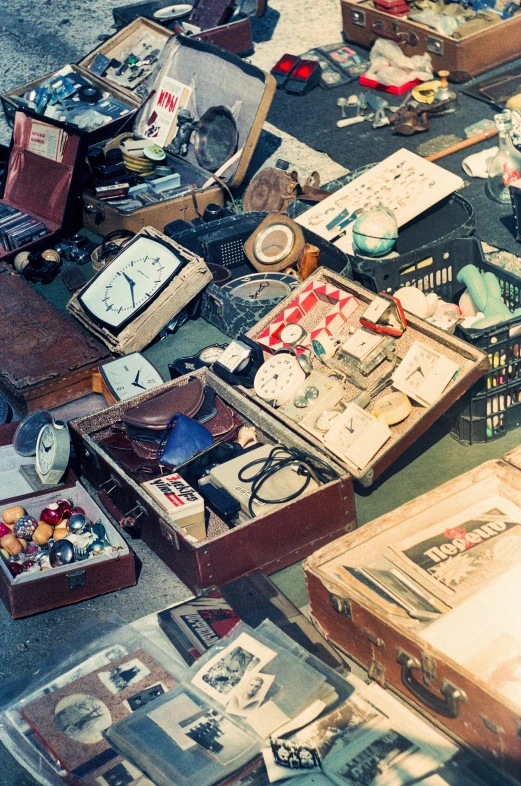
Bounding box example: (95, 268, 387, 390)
(372, 21, 419, 46)
(397, 649, 466, 718)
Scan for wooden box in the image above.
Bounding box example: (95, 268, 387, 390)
(341, 0, 521, 82)
(0, 423, 136, 618)
(69, 369, 355, 594)
(247, 268, 489, 487)
(304, 458, 521, 783)
(82, 34, 276, 233)
(1, 18, 172, 145)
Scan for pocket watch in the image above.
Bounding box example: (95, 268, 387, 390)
(77, 234, 185, 334)
(35, 421, 71, 485)
(254, 352, 307, 406)
(96, 352, 165, 404)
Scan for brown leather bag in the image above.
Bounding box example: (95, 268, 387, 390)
(243, 168, 331, 214)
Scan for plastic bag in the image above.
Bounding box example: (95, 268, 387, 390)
(365, 39, 434, 86)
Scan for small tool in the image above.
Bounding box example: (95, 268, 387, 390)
(337, 97, 349, 118)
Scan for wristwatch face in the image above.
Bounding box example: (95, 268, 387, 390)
(78, 235, 184, 333)
(253, 224, 296, 265)
(100, 352, 164, 401)
(279, 323, 307, 346)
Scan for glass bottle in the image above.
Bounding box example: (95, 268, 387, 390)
(486, 111, 521, 204)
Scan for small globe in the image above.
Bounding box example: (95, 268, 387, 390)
(352, 207, 398, 257)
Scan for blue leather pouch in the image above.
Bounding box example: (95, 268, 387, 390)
(156, 413, 213, 468)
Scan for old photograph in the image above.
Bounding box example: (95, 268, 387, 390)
(98, 659, 151, 696)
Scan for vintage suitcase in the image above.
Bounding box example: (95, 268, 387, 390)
(0, 110, 86, 263)
(0, 461, 136, 618)
(113, 0, 268, 58)
(82, 35, 276, 234)
(69, 368, 355, 594)
(341, 0, 521, 82)
(246, 268, 489, 487)
(304, 457, 521, 783)
(1, 18, 172, 145)
(0, 267, 109, 415)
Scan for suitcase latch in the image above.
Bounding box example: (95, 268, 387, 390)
(329, 593, 352, 619)
(368, 659, 386, 686)
(351, 9, 366, 26)
(83, 198, 105, 225)
(159, 517, 180, 550)
(67, 570, 86, 590)
(427, 36, 443, 56)
(206, 291, 224, 318)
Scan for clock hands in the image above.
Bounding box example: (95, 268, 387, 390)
(406, 365, 425, 381)
(132, 368, 146, 390)
(122, 272, 136, 309)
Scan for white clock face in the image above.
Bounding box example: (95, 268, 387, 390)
(254, 353, 306, 406)
(100, 352, 164, 400)
(36, 424, 56, 475)
(341, 329, 385, 361)
(279, 323, 307, 346)
(79, 236, 183, 331)
(199, 346, 225, 364)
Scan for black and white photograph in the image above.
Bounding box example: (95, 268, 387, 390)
(124, 683, 166, 713)
(191, 632, 277, 706)
(96, 758, 155, 786)
(271, 738, 322, 771)
(333, 730, 419, 786)
(54, 693, 112, 745)
(227, 673, 275, 718)
(183, 709, 257, 767)
(147, 692, 205, 752)
(98, 659, 151, 695)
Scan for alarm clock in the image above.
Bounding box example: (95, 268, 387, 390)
(169, 345, 228, 379)
(96, 353, 165, 404)
(35, 421, 71, 485)
(254, 352, 307, 406)
(243, 215, 305, 273)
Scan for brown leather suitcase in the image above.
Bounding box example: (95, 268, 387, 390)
(341, 0, 521, 82)
(304, 458, 521, 783)
(82, 35, 276, 234)
(1, 18, 172, 146)
(0, 267, 109, 416)
(69, 368, 356, 594)
(246, 268, 489, 488)
(0, 426, 136, 618)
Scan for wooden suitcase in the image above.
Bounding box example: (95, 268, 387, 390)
(247, 268, 489, 487)
(69, 368, 355, 595)
(1, 18, 172, 145)
(82, 35, 276, 234)
(304, 458, 521, 783)
(341, 0, 521, 82)
(0, 425, 136, 618)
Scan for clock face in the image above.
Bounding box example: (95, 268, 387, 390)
(100, 352, 164, 401)
(254, 353, 306, 406)
(341, 329, 385, 362)
(36, 424, 56, 475)
(79, 235, 184, 332)
(253, 225, 295, 265)
(199, 345, 226, 364)
(217, 341, 251, 373)
(231, 279, 292, 301)
(279, 323, 307, 346)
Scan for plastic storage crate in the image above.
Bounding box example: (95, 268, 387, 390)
(338, 236, 521, 444)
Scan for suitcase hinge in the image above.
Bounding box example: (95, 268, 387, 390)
(83, 444, 100, 470)
(368, 659, 386, 686)
(363, 628, 384, 648)
(480, 715, 505, 736)
(329, 593, 352, 619)
(67, 569, 86, 590)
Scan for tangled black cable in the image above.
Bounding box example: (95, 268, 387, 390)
(237, 446, 337, 518)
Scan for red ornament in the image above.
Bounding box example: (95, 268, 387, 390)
(57, 499, 73, 519)
(70, 506, 86, 517)
(40, 503, 63, 526)
(7, 562, 24, 577)
(0, 521, 10, 538)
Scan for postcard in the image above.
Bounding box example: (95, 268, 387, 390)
(191, 632, 277, 706)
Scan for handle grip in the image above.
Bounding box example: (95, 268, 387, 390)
(372, 21, 419, 46)
(397, 650, 466, 719)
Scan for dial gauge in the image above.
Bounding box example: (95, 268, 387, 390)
(100, 352, 164, 401)
(78, 235, 184, 332)
(254, 353, 306, 406)
(199, 346, 226, 364)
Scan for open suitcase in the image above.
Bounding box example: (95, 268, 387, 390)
(82, 35, 276, 234)
(341, 0, 521, 82)
(304, 451, 521, 783)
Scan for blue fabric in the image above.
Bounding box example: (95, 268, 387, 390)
(157, 413, 213, 468)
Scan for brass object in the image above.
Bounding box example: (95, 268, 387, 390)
(298, 243, 320, 281)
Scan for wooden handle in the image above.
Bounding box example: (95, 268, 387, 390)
(425, 127, 498, 162)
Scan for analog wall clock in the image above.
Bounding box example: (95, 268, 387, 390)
(78, 235, 185, 334)
(244, 215, 305, 273)
(98, 352, 165, 403)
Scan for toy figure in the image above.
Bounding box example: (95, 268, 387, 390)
(171, 109, 198, 157)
